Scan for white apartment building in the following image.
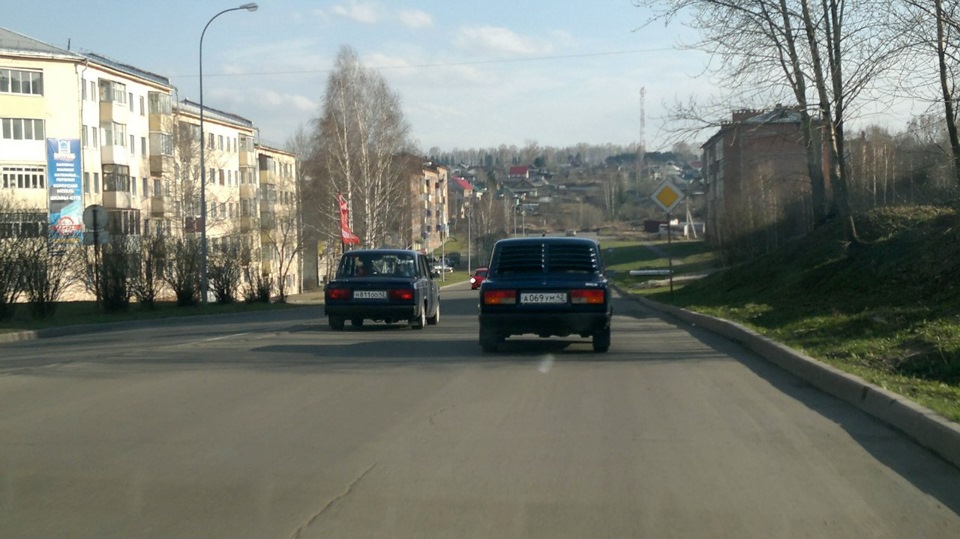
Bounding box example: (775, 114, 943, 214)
(1, 27, 299, 298)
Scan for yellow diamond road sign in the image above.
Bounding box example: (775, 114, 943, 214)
(652, 181, 684, 213)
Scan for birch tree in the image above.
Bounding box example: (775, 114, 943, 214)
(310, 46, 414, 248)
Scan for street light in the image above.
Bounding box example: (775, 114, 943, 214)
(199, 2, 257, 304)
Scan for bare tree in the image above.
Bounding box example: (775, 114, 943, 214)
(897, 0, 960, 189)
(260, 201, 303, 303)
(310, 46, 415, 249)
(637, 0, 905, 221)
(21, 238, 79, 319)
(0, 197, 36, 321)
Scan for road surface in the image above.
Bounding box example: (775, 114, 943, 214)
(1, 285, 959, 538)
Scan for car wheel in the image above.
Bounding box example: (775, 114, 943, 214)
(351, 318, 364, 327)
(592, 326, 611, 353)
(427, 301, 440, 325)
(411, 304, 426, 330)
(479, 326, 500, 353)
(329, 316, 345, 331)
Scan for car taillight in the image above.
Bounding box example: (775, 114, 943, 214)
(470, 277, 477, 284)
(571, 289, 605, 304)
(326, 288, 350, 301)
(389, 289, 414, 301)
(483, 289, 517, 305)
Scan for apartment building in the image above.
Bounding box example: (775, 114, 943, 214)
(256, 145, 301, 294)
(418, 162, 449, 254)
(1, 27, 299, 298)
(701, 107, 822, 256)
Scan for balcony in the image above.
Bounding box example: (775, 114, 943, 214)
(99, 100, 128, 124)
(102, 190, 132, 209)
(239, 148, 256, 167)
(240, 216, 258, 233)
(150, 196, 167, 217)
(100, 145, 128, 166)
(149, 154, 172, 177)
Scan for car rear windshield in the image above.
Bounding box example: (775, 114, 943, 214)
(493, 242, 600, 275)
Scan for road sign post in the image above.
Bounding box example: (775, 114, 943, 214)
(651, 181, 686, 293)
(83, 204, 108, 310)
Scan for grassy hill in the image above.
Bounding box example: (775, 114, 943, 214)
(632, 205, 960, 422)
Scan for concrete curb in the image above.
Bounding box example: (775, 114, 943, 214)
(623, 291, 960, 470)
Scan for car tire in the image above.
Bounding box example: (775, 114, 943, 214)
(411, 304, 426, 330)
(592, 326, 611, 353)
(351, 318, 364, 327)
(329, 316, 345, 331)
(479, 326, 500, 353)
(427, 301, 440, 325)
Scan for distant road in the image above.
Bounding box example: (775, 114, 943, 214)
(1, 285, 958, 538)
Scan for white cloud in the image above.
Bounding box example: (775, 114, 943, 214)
(398, 9, 433, 29)
(454, 26, 553, 56)
(331, 1, 380, 24)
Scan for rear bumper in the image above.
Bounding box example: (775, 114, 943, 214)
(326, 304, 417, 321)
(479, 311, 610, 337)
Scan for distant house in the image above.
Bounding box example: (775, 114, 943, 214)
(509, 165, 530, 179)
(701, 107, 825, 258)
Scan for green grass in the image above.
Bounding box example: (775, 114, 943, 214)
(616, 206, 960, 423)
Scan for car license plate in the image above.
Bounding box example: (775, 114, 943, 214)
(520, 292, 567, 304)
(353, 290, 386, 299)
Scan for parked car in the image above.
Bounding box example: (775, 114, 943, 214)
(478, 237, 611, 352)
(324, 249, 440, 330)
(470, 267, 488, 290)
(432, 261, 454, 273)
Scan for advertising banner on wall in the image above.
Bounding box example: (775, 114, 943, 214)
(46, 138, 83, 251)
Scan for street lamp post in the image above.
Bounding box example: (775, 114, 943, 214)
(199, 2, 257, 304)
(465, 201, 471, 274)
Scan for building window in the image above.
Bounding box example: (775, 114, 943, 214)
(1, 166, 45, 189)
(218, 135, 224, 150)
(132, 176, 137, 196)
(143, 177, 149, 198)
(103, 164, 131, 192)
(141, 137, 147, 156)
(101, 122, 126, 147)
(128, 92, 134, 111)
(84, 172, 91, 194)
(0, 211, 46, 238)
(99, 80, 127, 104)
(150, 132, 173, 156)
(106, 208, 141, 236)
(130, 134, 135, 154)
(0, 68, 43, 95)
(1, 118, 45, 141)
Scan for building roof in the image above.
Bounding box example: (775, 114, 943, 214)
(743, 107, 804, 124)
(509, 165, 530, 177)
(452, 176, 474, 191)
(82, 52, 171, 88)
(0, 27, 79, 59)
(177, 99, 255, 129)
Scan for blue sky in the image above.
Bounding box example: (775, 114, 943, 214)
(5, 1, 726, 152)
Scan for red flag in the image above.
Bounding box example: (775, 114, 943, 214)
(338, 193, 360, 245)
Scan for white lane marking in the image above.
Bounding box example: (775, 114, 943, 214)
(538, 354, 555, 374)
(203, 333, 248, 342)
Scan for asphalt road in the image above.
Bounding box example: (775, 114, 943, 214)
(1, 285, 959, 538)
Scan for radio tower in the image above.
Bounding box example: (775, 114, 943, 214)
(638, 87, 646, 190)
